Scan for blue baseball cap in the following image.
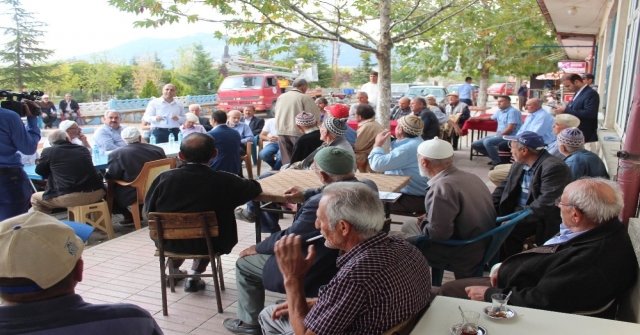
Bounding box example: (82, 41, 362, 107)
(503, 131, 545, 150)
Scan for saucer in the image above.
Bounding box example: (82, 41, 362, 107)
(450, 324, 488, 335)
(482, 306, 517, 319)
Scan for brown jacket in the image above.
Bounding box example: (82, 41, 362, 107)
(354, 118, 384, 172)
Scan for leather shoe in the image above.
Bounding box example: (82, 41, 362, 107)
(235, 208, 255, 223)
(165, 269, 187, 286)
(184, 278, 205, 292)
(223, 318, 262, 334)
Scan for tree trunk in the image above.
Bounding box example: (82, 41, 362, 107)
(376, 0, 392, 130)
(477, 66, 490, 107)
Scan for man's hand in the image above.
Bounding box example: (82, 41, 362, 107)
(155, 116, 164, 122)
(374, 130, 391, 147)
(490, 272, 499, 287)
(274, 235, 315, 281)
(78, 133, 89, 145)
(553, 105, 566, 114)
(239, 245, 258, 258)
(268, 135, 278, 142)
(22, 100, 38, 117)
(453, 125, 462, 136)
(467, 117, 479, 122)
(465, 286, 490, 301)
(284, 186, 304, 202)
(171, 115, 179, 121)
(416, 213, 426, 227)
(271, 298, 318, 320)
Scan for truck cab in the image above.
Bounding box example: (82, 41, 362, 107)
(217, 73, 281, 116)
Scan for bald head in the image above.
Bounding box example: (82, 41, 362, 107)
(179, 133, 216, 164)
(228, 110, 242, 126)
(398, 97, 410, 110)
(525, 98, 542, 112)
(564, 178, 622, 225)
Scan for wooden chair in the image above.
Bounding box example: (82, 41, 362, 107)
(107, 158, 176, 230)
(382, 306, 428, 335)
(256, 137, 265, 176)
(241, 141, 254, 179)
(148, 212, 225, 316)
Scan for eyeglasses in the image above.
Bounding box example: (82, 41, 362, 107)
(554, 197, 576, 208)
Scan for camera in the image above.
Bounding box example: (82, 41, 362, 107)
(0, 90, 44, 117)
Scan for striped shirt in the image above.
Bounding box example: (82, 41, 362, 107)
(304, 233, 431, 335)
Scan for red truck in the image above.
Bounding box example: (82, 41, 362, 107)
(217, 73, 281, 117)
(487, 82, 516, 99)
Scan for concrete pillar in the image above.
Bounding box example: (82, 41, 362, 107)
(602, 0, 630, 130)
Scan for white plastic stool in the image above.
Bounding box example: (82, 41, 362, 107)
(68, 200, 114, 239)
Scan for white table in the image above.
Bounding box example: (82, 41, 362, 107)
(411, 296, 640, 335)
(152, 142, 180, 158)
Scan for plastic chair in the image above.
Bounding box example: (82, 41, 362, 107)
(241, 142, 254, 179)
(148, 212, 225, 316)
(68, 200, 114, 239)
(107, 158, 176, 230)
(415, 209, 532, 286)
(251, 134, 259, 164)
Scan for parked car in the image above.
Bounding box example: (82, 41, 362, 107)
(446, 83, 479, 102)
(391, 83, 414, 104)
(403, 86, 448, 104)
(487, 82, 516, 99)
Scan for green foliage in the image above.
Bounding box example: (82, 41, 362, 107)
(0, 0, 56, 91)
(177, 43, 217, 95)
(391, 58, 418, 83)
(286, 39, 332, 88)
(352, 52, 374, 87)
(140, 79, 159, 98)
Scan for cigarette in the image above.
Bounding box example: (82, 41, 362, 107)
(306, 235, 324, 242)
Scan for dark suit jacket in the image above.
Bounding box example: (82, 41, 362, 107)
(207, 125, 242, 175)
(565, 85, 599, 142)
(59, 99, 79, 113)
(199, 116, 213, 131)
(145, 164, 262, 254)
(241, 116, 265, 136)
(492, 150, 571, 245)
(36, 141, 104, 200)
(105, 142, 166, 208)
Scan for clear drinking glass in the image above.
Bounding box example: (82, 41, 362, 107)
(490, 293, 510, 318)
(456, 311, 480, 335)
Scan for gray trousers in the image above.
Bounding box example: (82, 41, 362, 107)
(237, 254, 271, 325)
(277, 135, 299, 165)
(259, 305, 294, 335)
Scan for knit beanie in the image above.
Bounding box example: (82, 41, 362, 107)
(314, 147, 354, 175)
(323, 117, 347, 136)
(557, 127, 584, 148)
(295, 112, 317, 127)
(397, 115, 423, 137)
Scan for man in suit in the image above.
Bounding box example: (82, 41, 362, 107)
(207, 110, 242, 175)
(493, 131, 571, 260)
(59, 93, 79, 122)
(189, 103, 212, 131)
(553, 74, 600, 144)
(105, 127, 166, 226)
(241, 106, 265, 136)
(145, 133, 262, 292)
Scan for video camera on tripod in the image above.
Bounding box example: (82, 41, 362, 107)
(0, 90, 44, 117)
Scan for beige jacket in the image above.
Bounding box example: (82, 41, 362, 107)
(274, 89, 320, 136)
(354, 118, 384, 172)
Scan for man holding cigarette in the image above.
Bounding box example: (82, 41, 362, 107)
(224, 147, 377, 335)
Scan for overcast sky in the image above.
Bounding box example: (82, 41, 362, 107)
(8, 0, 222, 61)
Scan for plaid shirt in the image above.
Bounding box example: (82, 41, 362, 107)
(304, 233, 431, 335)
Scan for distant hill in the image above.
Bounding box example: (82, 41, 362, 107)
(71, 33, 366, 68)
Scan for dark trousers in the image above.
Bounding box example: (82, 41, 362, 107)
(500, 218, 536, 261)
(460, 98, 473, 106)
(246, 171, 282, 234)
(0, 169, 32, 221)
(42, 113, 57, 128)
(277, 135, 299, 165)
(438, 277, 491, 298)
(390, 194, 426, 215)
(152, 128, 180, 144)
(518, 96, 526, 111)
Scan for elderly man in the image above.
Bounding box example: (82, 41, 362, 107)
(207, 110, 242, 175)
(227, 109, 254, 156)
(517, 81, 528, 111)
(390, 97, 412, 120)
(348, 91, 373, 121)
(274, 78, 319, 165)
(469, 95, 522, 167)
(412, 97, 440, 140)
(59, 93, 79, 122)
(258, 182, 431, 334)
(290, 112, 323, 165)
(241, 105, 265, 136)
(354, 104, 384, 172)
(258, 117, 281, 170)
(400, 137, 496, 279)
(189, 103, 212, 131)
(39, 94, 57, 128)
(426, 94, 462, 137)
(444, 92, 471, 150)
(553, 74, 600, 144)
(143, 83, 186, 143)
(93, 110, 126, 151)
(360, 68, 379, 107)
(180, 113, 207, 136)
(145, 133, 262, 292)
(224, 147, 377, 334)
(0, 212, 162, 334)
(493, 98, 555, 153)
(45, 120, 91, 149)
(369, 115, 428, 215)
(325, 103, 357, 145)
(557, 127, 608, 181)
(441, 178, 637, 316)
(495, 131, 571, 260)
(297, 117, 354, 170)
(105, 127, 166, 226)
(31, 130, 105, 214)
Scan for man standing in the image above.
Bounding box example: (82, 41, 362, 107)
(189, 103, 212, 131)
(241, 105, 265, 136)
(557, 127, 608, 181)
(458, 77, 476, 106)
(553, 74, 600, 144)
(0, 102, 40, 220)
(0, 212, 163, 334)
(143, 83, 185, 143)
(105, 127, 166, 226)
(59, 93, 79, 122)
(412, 97, 440, 140)
(390, 97, 412, 120)
(224, 148, 374, 335)
(145, 133, 262, 292)
(354, 104, 384, 172)
(494, 131, 571, 260)
(228, 109, 254, 156)
(360, 68, 379, 108)
(207, 111, 243, 175)
(517, 81, 528, 111)
(31, 130, 105, 214)
(369, 115, 428, 215)
(444, 92, 471, 150)
(401, 137, 496, 279)
(274, 78, 319, 165)
(348, 92, 373, 121)
(93, 110, 127, 151)
(258, 182, 431, 334)
(441, 178, 637, 316)
(469, 95, 522, 167)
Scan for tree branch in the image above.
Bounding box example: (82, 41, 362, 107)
(393, 0, 480, 43)
(389, 0, 422, 31)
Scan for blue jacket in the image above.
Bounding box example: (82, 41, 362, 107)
(564, 149, 609, 181)
(0, 108, 40, 168)
(207, 125, 242, 175)
(368, 136, 428, 196)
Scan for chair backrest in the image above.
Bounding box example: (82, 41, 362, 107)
(134, 158, 176, 204)
(479, 209, 533, 270)
(381, 306, 428, 335)
(148, 212, 219, 242)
